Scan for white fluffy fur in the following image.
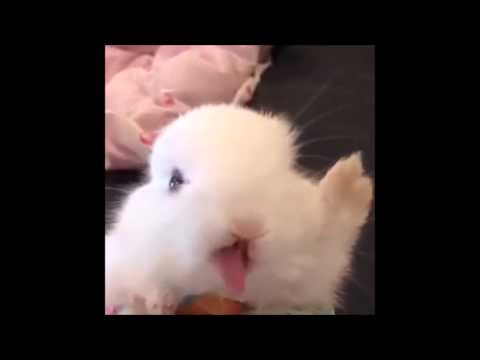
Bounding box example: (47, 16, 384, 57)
(105, 104, 373, 314)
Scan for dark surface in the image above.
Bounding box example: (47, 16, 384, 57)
(105, 45, 375, 314)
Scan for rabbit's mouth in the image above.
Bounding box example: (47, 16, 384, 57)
(212, 239, 252, 296)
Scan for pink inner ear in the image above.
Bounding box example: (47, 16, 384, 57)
(139, 131, 161, 147)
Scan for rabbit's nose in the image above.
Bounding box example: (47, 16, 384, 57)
(231, 216, 265, 240)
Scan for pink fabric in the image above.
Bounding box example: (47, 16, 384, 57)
(105, 45, 272, 170)
(105, 305, 118, 315)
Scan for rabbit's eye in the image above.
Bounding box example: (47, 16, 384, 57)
(169, 168, 185, 193)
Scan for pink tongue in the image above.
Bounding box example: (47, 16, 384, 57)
(214, 246, 246, 295)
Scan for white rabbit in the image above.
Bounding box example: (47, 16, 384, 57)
(105, 104, 373, 314)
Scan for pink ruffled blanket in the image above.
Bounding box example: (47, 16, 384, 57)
(105, 45, 272, 170)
